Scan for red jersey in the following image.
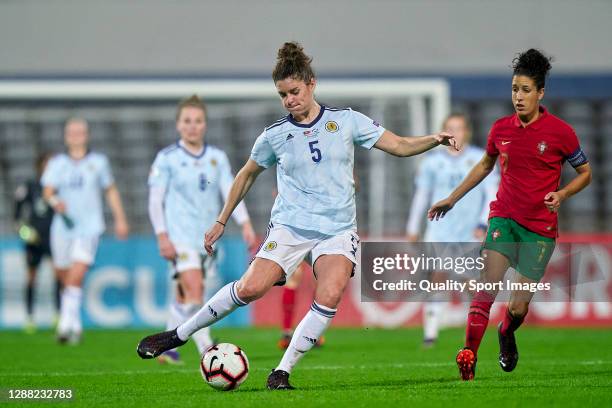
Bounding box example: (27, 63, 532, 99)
(486, 106, 588, 238)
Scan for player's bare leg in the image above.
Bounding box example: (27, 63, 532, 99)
(137, 258, 283, 359)
(457, 249, 509, 380)
(57, 262, 88, 345)
(269, 255, 352, 390)
(498, 274, 534, 372)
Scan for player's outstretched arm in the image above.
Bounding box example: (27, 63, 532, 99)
(105, 184, 129, 239)
(374, 130, 458, 157)
(204, 159, 265, 255)
(428, 153, 497, 221)
(544, 162, 592, 212)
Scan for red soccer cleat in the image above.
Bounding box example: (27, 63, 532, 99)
(277, 333, 291, 350)
(456, 347, 477, 381)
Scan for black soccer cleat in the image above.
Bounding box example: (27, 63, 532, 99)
(266, 369, 295, 390)
(497, 322, 519, 372)
(137, 329, 187, 359)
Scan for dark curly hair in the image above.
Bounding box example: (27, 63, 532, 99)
(512, 49, 553, 90)
(272, 41, 315, 83)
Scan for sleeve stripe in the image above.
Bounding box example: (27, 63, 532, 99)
(567, 146, 589, 168)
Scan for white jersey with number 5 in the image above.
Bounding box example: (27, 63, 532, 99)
(250, 106, 385, 235)
(41, 152, 114, 238)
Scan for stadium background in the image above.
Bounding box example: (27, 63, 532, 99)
(1, 0, 611, 329)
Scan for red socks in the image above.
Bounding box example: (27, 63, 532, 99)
(465, 291, 495, 355)
(281, 287, 296, 332)
(500, 307, 525, 336)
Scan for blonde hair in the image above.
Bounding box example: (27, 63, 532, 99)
(176, 94, 207, 121)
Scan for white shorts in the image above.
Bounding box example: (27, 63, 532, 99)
(255, 222, 360, 281)
(50, 235, 100, 269)
(172, 243, 216, 277)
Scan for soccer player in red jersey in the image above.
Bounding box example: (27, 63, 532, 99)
(428, 49, 592, 380)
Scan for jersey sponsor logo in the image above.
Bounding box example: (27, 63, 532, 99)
(210, 159, 217, 167)
(501, 141, 511, 145)
(325, 121, 339, 133)
(372, 120, 381, 127)
(286, 133, 294, 141)
(178, 252, 189, 261)
(537, 141, 548, 155)
(263, 241, 277, 252)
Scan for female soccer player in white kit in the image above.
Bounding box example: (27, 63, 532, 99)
(148, 95, 256, 363)
(42, 118, 129, 344)
(137, 42, 458, 389)
(406, 113, 498, 347)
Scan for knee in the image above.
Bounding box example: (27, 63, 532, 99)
(316, 285, 345, 309)
(235, 279, 265, 303)
(508, 302, 529, 318)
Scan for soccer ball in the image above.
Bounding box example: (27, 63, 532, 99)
(200, 343, 249, 391)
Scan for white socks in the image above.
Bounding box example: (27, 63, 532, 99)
(167, 302, 213, 354)
(276, 301, 336, 373)
(177, 281, 247, 341)
(57, 286, 82, 335)
(423, 301, 445, 341)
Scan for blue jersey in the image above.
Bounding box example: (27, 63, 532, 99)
(148, 142, 240, 250)
(41, 151, 114, 237)
(410, 146, 498, 242)
(250, 106, 385, 235)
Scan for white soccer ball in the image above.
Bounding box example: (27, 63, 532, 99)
(200, 343, 249, 391)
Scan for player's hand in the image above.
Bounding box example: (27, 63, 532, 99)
(434, 132, 460, 151)
(52, 200, 67, 214)
(406, 234, 419, 243)
(241, 221, 257, 251)
(157, 233, 177, 260)
(205, 222, 225, 256)
(473, 225, 487, 240)
(115, 219, 129, 240)
(544, 191, 566, 213)
(428, 197, 455, 221)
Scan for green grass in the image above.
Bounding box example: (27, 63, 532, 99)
(1, 327, 612, 407)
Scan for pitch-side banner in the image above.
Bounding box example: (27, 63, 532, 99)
(0, 237, 250, 329)
(253, 236, 612, 327)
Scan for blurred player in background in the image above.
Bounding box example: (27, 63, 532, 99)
(406, 113, 498, 347)
(13, 152, 58, 333)
(148, 95, 256, 364)
(137, 41, 457, 390)
(429, 49, 592, 380)
(42, 118, 129, 344)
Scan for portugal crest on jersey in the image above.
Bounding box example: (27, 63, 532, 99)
(325, 121, 339, 133)
(537, 141, 548, 155)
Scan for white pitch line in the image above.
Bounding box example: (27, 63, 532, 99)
(1, 360, 610, 378)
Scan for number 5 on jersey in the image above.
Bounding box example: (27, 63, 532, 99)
(309, 140, 322, 163)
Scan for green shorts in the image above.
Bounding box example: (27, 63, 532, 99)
(482, 217, 556, 281)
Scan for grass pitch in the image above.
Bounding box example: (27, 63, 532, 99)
(2, 327, 612, 407)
